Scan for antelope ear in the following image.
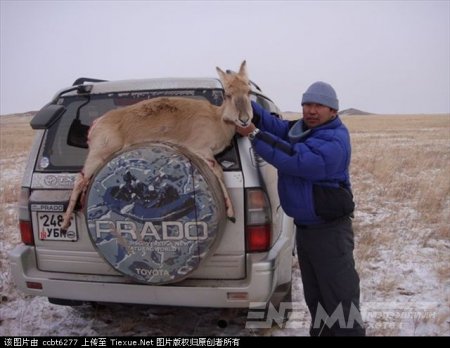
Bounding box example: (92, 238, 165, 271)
(216, 67, 226, 81)
(238, 60, 247, 78)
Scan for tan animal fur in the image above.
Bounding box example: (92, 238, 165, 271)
(61, 61, 251, 230)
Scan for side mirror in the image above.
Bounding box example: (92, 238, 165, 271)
(30, 104, 66, 129)
(67, 119, 90, 148)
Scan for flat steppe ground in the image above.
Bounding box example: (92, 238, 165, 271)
(0, 112, 449, 336)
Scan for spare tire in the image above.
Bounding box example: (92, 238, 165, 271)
(85, 142, 227, 284)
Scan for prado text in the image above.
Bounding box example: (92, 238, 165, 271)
(95, 220, 208, 240)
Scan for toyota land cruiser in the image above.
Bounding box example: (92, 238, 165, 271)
(9, 76, 295, 310)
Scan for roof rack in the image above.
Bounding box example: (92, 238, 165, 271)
(72, 77, 108, 86)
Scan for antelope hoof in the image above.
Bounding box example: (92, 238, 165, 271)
(61, 215, 71, 231)
(226, 203, 236, 223)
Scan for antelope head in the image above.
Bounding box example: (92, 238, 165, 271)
(216, 60, 252, 127)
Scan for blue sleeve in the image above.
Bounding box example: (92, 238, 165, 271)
(252, 131, 347, 181)
(252, 101, 290, 139)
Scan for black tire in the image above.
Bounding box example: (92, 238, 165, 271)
(84, 142, 227, 285)
(48, 298, 84, 306)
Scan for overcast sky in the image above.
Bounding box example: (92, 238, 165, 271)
(1, 0, 449, 115)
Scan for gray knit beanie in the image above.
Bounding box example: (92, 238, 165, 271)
(301, 81, 339, 111)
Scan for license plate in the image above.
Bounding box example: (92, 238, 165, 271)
(37, 212, 78, 241)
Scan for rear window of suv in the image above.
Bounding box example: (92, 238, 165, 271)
(35, 89, 243, 172)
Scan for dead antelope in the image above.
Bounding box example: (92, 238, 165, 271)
(61, 61, 252, 230)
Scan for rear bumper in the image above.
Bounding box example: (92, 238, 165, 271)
(9, 235, 293, 308)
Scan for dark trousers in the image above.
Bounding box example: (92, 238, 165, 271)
(296, 217, 366, 336)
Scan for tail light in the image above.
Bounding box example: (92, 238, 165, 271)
(18, 188, 34, 246)
(245, 188, 271, 252)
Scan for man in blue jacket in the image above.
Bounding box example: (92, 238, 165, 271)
(236, 82, 365, 336)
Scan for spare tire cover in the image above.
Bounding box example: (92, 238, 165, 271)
(85, 142, 226, 284)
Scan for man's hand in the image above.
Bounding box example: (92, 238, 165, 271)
(235, 122, 256, 137)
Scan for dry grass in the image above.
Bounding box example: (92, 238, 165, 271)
(347, 114, 450, 225)
(344, 114, 450, 335)
(0, 114, 35, 236)
(0, 115, 35, 159)
(346, 114, 450, 244)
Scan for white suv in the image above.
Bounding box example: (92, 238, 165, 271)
(9, 76, 295, 310)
